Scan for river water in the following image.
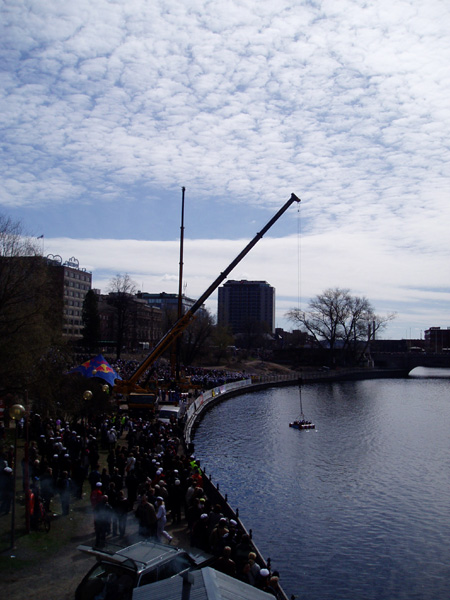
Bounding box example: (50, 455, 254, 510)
(193, 369, 450, 600)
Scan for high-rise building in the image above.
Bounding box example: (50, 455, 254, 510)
(217, 280, 275, 334)
(0, 254, 92, 340)
(46, 255, 92, 338)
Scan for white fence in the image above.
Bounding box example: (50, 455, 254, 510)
(184, 378, 253, 444)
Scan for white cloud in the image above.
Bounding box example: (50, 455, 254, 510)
(2, 0, 450, 338)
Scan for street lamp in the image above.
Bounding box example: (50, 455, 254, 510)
(9, 403, 25, 549)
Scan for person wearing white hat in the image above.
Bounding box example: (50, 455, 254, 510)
(0, 467, 14, 515)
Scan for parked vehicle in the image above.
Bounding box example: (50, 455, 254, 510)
(157, 404, 183, 424)
(75, 540, 212, 600)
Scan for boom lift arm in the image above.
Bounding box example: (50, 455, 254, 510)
(115, 193, 301, 395)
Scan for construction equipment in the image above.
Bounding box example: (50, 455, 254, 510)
(114, 193, 301, 396)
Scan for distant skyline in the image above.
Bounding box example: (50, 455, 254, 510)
(1, 0, 449, 339)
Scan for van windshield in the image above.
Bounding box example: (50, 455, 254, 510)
(159, 409, 177, 419)
(77, 563, 135, 600)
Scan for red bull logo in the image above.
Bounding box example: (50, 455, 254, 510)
(95, 363, 114, 373)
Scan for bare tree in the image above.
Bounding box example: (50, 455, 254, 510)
(107, 273, 137, 359)
(181, 308, 215, 366)
(0, 215, 59, 392)
(286, 287, 396, 366)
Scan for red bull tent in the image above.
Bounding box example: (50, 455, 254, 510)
(68, 354, 121, 387)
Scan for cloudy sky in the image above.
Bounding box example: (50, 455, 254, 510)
(2, 0, 449, 338)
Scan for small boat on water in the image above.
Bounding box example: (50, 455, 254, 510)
(289, 419, 315, 430)
(289, 379, 315, 430)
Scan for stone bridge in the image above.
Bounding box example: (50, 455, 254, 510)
(372, 352, 450, 373)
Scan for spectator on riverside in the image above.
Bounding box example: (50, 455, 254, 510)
(94, 495, 113, 548)
(125, 468, 138, 509)
(39, 466, 55, 512)
(209, 517, 230, 556)
(267, 575, 283, 598)
(88, 464, 101, 490)
(135, 494, 157, 538)
(90, 482, 103, 509)
(155, 496, 172, 543)
(214, 546, 237, 577)
(56, 470, 72, 516)
(115, 490, 129, 538)
(257, 568, 272, 592)
(247, 552, 261, 586)
(191, 513, 210, 550)
(168, 478, 183, 524)
(0, 466, 14, 515)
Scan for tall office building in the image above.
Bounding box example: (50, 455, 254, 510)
(0, 254, 92, 340)
(46, 255, 92, 338)
(217, 280, 275, 334)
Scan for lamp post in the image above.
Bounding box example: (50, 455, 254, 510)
(23, 390, 31, 534)
(9, 403, 25, 550)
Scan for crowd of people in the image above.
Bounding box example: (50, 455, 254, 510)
(72, 355, 251, 392)
(0, 410, 283, 598)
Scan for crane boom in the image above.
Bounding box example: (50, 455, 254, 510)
(115, 193, 301, 394)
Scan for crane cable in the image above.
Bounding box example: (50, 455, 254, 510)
(297, 201, 302, 316)
(296, 203, 304, 417)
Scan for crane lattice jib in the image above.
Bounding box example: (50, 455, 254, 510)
(116, 193, 301, 394)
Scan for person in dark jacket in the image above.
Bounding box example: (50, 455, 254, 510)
(0, 467, 14, 515)
(56, 470, 72, 516)
(94, 495, 113, 548)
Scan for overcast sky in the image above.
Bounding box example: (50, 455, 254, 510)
(2, 0, 449, 339)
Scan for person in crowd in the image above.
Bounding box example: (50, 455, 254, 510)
(235, 533, 254, 575)
(209, 517, 230, 556)
(125, 468, 138, 509)
(214, 546, 237, 577)
(257, 567, 271, 591)
(169, 478, 184, 524)
(191, 513, 210, 550)
(39, 466, 55, 512)
(101, 467, 111, 488)
(90, 481, 103, 510)
(115, 489, 129, 538)
(267, 575, 283, 598)
(0, 466, 14, 515)
(94, 495, 113, 548)
(56, 470, 72, 516)
(135, 494, 157, 538)
(155, 496, 173, 543)
(208, 503, 224, 533)
(111, 466, 123, 492)
(107, 481, 119, 535)
(88, 464, 101, 491)
(247, 552, 261, 586)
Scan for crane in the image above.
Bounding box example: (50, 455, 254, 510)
(114, 193, 301, 396)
